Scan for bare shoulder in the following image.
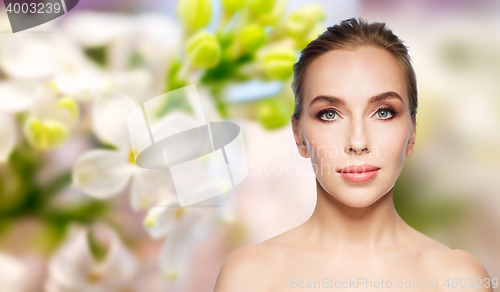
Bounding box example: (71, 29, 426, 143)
(439, 249, 490, 278)
(214, 242, 288, 292)
(424, 246, 489, 277)
(214, 223, 308, 291)
(405, 227, 492, 290)
(422, 246, 492, 291)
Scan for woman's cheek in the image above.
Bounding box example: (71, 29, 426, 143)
(381, 125, 409, 163)
(310, 135, 340, 161)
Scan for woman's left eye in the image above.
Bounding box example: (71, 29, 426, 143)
(322, 111, 337, 120)
(375, 108, 394, 119)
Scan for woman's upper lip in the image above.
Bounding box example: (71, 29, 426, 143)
(337, 164, 380, 173)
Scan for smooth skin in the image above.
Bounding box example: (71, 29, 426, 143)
(214, 46, 492, 291)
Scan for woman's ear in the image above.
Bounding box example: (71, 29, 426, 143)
(292, 116, 310, 158)
(405, 123, 416, 158)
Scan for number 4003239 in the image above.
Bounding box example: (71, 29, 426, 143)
(4, 0, 79, 33)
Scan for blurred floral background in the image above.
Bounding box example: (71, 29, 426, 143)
(0, 0, 499, 291)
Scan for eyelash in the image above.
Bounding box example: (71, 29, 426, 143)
(316, 106, 399, 123)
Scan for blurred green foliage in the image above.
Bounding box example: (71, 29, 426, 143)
(162, 0, 326, 128)
(85, 46, 107, 67)
(0, 134, 108, 252)
(393, 164, 469, 237)
(0, 0, 327, 256)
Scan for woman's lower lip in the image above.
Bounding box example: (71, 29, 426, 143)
(340, 169, 379, 183)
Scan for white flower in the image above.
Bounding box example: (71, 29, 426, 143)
(50, 35, 113, 101)
(53, 62, 111, 102)
(108, 69, 153, 104)
(0, 30, 110, 101)
(107, 13, 184, 71)
(125, 13, 184, 78)
(0, 80, 43, 113)
(133, 13, 184, 60)
(72, 91, 176, 209)
(0, 252, 30, 292)
(23, 86, 79, 151)
(74, 85, 236, 285)
(45, 224, 139, 292)
(0, 80, 41, 161)
(143, 191, 236, 283)
(60, 12, 132, 48)
(59, 11, 184, 103)
(73, 86, 224, 207)
(0, 35, 57, 80)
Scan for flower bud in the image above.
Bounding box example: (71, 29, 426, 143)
(248, 0, 275, 15)
(257, 98, 291, 130)
(24, 118, 68, 151)
(186, 31, 221, 68)
(57, 97, 80, 124)
(239, 24, 267, 53)
(285, 4, 325, 37)
(257, 0, 286, 26)
(222, 0, 245, 15)
(177, 0, 212, 31)
(262, 47, 296, 80)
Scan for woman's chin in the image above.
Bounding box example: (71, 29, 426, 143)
(334, 194, 383, 208)
(327, 187, 391, 208)
(317, 178, 394, 208)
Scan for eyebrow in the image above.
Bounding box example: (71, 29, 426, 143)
(309, 91, 403, 108)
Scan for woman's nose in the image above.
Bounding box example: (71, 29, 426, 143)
(345, 120, 371, 155)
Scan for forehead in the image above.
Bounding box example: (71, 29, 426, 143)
(303, 46, 408, 107)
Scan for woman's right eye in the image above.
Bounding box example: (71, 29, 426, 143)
(319, 110, 337, 121)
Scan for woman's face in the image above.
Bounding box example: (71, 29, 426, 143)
(292, 45, 416, 208)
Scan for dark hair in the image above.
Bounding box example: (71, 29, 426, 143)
(291, 17, 417, 125)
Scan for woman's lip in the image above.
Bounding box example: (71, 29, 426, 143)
(337, 164, 380, 173)
(340, 169, 379, 183)
(337, 164, 380, 183)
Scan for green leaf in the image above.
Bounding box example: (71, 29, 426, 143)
(84, 46, 107, 67)
(165, 60, 188, 93)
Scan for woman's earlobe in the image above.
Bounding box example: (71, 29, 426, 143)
(405, 129, 416, 157)
(292, 118, 309, 158)
(405, 141, 414, 157)
(298, 142, 310, 158)
(293, 134, 309, 158)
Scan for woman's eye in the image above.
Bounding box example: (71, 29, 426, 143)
(376, 108, 393, 119)
(321, 110, 337, 120)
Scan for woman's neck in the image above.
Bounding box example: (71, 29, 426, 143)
(304, 179, 408, 253)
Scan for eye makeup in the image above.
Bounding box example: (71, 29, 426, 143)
(371, 105, 399, 120)
(314, 104, 400, 123)
(315, 107, 340, 123)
